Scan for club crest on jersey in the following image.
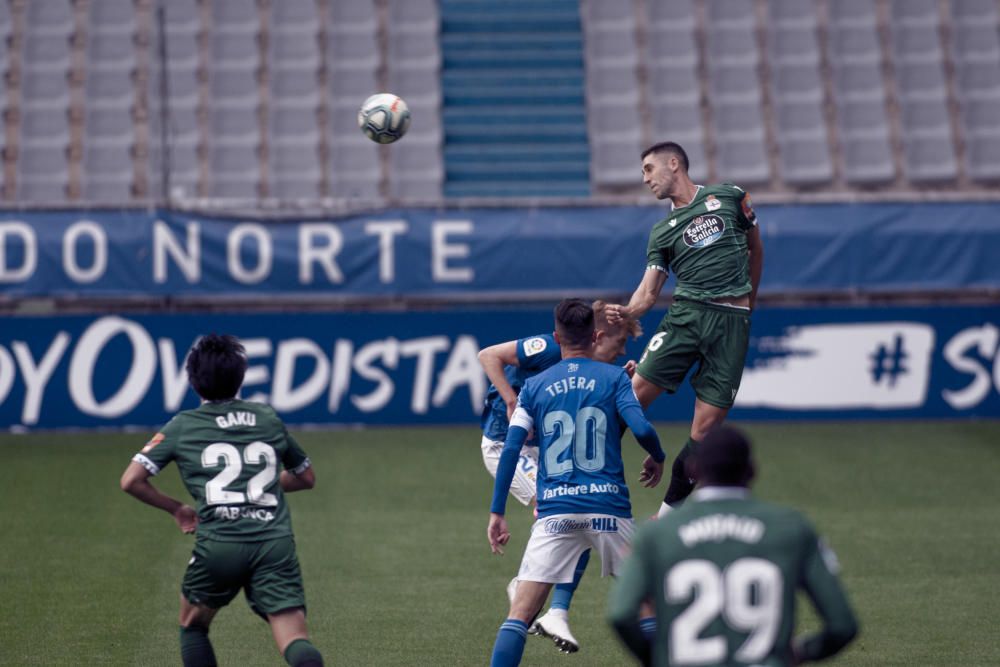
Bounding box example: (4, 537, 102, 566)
(683, 215, 726, 248)
(142, 432, 164, 452)
(705, 195, 721, 212)
(522, 337, 548, 357)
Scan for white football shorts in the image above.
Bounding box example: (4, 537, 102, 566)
(518, 513, 635, 583)
(481, 436, 538, 506)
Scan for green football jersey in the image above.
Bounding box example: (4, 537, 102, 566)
(646, 183, 758, 302)
(610, 488, 857, 667)
(133, 399, 310, 542)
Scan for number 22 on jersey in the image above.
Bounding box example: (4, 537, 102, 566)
(202, 441, 279, 506)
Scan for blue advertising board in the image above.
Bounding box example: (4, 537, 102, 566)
(0, 203, 998, 298)
(0, 305, 997, 430)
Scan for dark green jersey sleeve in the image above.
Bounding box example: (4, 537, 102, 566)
(727, 184, 757, 231)
(795, 531, 860, 661)
(607, 524, 654, 665)
(646, 225, 672, 273)
(132, 417, 182, 475)
(281, 426, 311, 474)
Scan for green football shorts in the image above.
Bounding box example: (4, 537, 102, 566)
(635, 297, 751, 409)
(182, 534, 306, 618)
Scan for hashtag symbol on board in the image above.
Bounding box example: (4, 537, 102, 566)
(869, 335, 908, 387)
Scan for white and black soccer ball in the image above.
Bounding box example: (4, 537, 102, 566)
(357, 93, 411, 144)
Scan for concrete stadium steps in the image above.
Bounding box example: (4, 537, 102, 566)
(440, 0, 590, 198)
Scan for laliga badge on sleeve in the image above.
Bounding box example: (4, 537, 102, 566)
(522, 337, 548, 357)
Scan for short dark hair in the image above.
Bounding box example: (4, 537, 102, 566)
(693, 425, 754, 486)
(641, 141, 690, 172)
(186, 333, 248, 401)
(554, 298, 595, 348)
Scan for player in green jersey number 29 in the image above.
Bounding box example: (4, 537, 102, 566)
(606, 142, 765, 518)
(120, 334, 324, 667)
(608, 425, 859, 666)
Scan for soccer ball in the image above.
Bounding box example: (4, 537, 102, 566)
(357, 93, 411, 144)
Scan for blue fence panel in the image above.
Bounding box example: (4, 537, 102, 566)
(1, 305, 997, 430)
(1, 203, 998, 297)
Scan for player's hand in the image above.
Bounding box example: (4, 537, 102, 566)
(623, 360, 637, 378)
(605, 303, 627, 325)
(505, 400, 517, 421)
(173, 505, 198, 534)
(488, 513, 510, 555)
(638, 456, 664, 488)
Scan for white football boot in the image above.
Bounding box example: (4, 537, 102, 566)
(529, 608, 579, 653)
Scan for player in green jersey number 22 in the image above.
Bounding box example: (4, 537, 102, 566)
(608, 425, 859, 666)
(120, 334, 324, 667)
(606, 142, 765, 518)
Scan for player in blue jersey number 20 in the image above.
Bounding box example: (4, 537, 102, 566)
(478, 301, 644, 653)
(486, 299, 667, 667)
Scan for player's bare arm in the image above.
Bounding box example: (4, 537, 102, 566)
(478, 340, 521, 417)
(280, 465, 316, 493)
(120, 461, 197, 534)
(747, 224, 764, 311)
(607, 268, 668, 324)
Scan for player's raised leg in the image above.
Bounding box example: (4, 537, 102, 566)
(178, 596, 219, 667)
(491, 580, 552, 667)
(529, 549, 590, 649)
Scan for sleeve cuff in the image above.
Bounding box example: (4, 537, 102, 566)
(646, 264, 669, 274)
(132, 453, 161, 476)
(290, 457, 312, 476)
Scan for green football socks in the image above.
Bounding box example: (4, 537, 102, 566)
(284, 638, 324, 667)
(179, 625, 217, 667)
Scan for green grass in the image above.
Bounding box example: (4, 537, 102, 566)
(1, 421, 998, 666)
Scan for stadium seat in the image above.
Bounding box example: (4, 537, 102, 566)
(24, 0, 75, 35)
(88, 0, 136, 35)
(965, 133, 1000, 180)
(329, 0, 377, 34)
(647, 0, 697, 32)
(901, 133, 958, 182)
(208, 67, 259, 109)
(80, 138, 135, 201)
(389, 136, 444, 199)
(777, 136, 833, 186)
(387, 0, 439, 34)
(16, 146, 70, 201)
(211, 0, 260, 34)
(329, 137, 381, 199)
(590, 134, 644, 187)
(841, 135, 895, 184)
(269, 135, 323, 200)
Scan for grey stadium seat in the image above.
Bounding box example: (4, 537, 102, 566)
(80, 138, 134, 201)
(16, 146, 69, 201)
(778, 137, 833, 186)
(901, 133, 957, 182)
(329, 136, 380, 198)
(24, 0, 75, 34)
(591, 134, 644, 187)
(329, 0, 377, 33)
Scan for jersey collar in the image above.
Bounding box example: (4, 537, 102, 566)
(668, 184, 704, 212)
(691, 486, 750, 502)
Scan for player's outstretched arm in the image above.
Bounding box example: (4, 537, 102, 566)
(280, 466, 315, 493)
(478, 340, 521, 418)
(793, 536, 859, 663)
(608, 269, 668, 324)
(120, 461, 197, 534)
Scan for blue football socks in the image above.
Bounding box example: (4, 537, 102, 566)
(550, 548, 591, 611)
(490, 619, 529, 666)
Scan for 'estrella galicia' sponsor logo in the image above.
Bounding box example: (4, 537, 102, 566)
(683, 215, 725, 248)
(544, 517, 619, 534)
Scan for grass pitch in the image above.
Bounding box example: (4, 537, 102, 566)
(1, 421, 998, 666)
